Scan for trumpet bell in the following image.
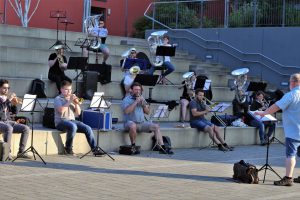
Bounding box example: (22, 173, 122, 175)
(231, 68, 249, 76)
(182, 71, 195, 79)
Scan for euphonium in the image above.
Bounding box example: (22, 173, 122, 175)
(182, 72, 195, 98)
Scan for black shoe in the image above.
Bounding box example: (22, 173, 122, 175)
(223, 144, 234, 151)
(274, 176, 293, 186)
(159, 146, 174, 155)
(92, 148, 105, 156)
(64, 147, 75, 155)
(218, 145, 228, 152)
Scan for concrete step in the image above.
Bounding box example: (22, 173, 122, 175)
(1, 123, 285, 156)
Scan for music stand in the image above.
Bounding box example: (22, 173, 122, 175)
(80, 92, 115, 161)
(60, 19, 74, 51)
(49, 10, 66, 49)
(133, 74, 159, 102)
(246, 81, 267, 92)
(258, 135, 282, 183)
(150, 105, 170, 155)
(12, 94, 46, 164)
(67, 57, 88, 96)
(155, 46, 176, 85)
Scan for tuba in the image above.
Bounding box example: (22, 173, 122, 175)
(231, 68, 249, 104)
(84, 14, 107, 50)
(147, 30, 168, 67)
(182, 71, 195, 98)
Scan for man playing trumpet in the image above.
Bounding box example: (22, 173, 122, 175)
(0, 79, 31, 160)
(54, 80, 103, 156)
(48, 40, 72, 93)
(189, 89, 233, 151)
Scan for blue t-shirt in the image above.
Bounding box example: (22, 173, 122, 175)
(121, 95, 145, 123)
(276, 86, 300, 140)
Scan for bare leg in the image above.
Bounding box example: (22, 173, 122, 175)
(213, 125, 225, 144)
(286, 157, 296, 177)
(180, 99, 189, 122)
(128, 123, 137, 144)
(150, 123, 164, 145)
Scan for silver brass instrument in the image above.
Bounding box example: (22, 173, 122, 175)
(84, 14, 107, 50)
(147, 30, 167, 67)
(231, 68, 249, 104)
(182, 71, 195, 98)
(201, 96, 227, 126)
(129, 66, 140, 75)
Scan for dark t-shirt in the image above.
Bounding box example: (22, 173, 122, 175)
(189, 99, 207, 121)
(48, 53, 67, 75)
(250, 100, 263, 111)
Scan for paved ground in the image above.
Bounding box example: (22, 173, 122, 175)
(1, 143, 300, 200)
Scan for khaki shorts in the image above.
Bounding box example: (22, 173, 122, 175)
(124, 121, 153, 133)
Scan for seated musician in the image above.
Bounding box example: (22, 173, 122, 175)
(121, 82, 173, 154)
(249, 91, 275, 145)
(189, 89, 233, 151)
(120, 48, 145, 97)
(177, 71, 197, 128)
(54, 80, 104, 156)
(148, 35, 175, 84)
(0, 79, 31, 160)
(48, 41, 72, 93)
(85, 19, 110, 65)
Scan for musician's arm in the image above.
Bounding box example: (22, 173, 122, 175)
(74, 104, 81, 116)
(143, 104, 150, 115)
(124, 101, 139, 114)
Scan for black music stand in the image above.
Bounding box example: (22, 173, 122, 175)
(49, 10, 66, 49)
(258, 135, 282, 183)
(133, 74, 159, 102)
(246, 81, 267, 92)
(60, 19, 74, 51)
(80, 92, 115, 161)
(12, 94, 46, 164)
(67, 57, 88, 96)
(75, 38, 91, 57)
(155, 46, 176, 85)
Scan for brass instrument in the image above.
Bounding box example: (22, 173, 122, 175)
(182, 71, 195, 98)
(129, 66, 140, 75)
(84, 14, 107, 50)
(56, 53, 64, 64)
(258, 98, 269, 111)
(8, 93, 23, 105)
(231, 68, 249, 104)
(73, 97, 84, 105)
(147, 30, 168, 67)
(201, 96, 227, 126)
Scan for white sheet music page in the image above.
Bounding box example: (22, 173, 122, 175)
(90, 92, 104, 108)
(248, 111, 277, 122)
(21, 94, 37, 112)
(153, 105, 168, 118)
(204, 79, 211, 91)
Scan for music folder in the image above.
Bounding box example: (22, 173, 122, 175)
(67, 57, 88, 70)
(156, 46, 176, 57)
(123, 58, 147, 70)
(248, 111, 277, 122)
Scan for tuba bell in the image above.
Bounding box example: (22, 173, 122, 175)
(231, 68, 249, 104)
(147, 30, 168, 67)
(84, 14, 107, 50)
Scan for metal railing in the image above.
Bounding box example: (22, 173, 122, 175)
(145, 0, 300, 29)
(144, 0, 300, 88)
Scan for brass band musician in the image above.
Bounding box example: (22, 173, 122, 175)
(48, 41, 72, 93)
(249, 91, 275, 145)
(0, 79, 31, 160)
(189, 89, 233, 151)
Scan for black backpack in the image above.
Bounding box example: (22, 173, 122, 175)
(30, 79, 47, 98)
(152, 136, 172, 151)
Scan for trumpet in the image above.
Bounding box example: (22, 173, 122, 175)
(73, 97, 84, 105)
(56, 53, 64, 64)
(8, 93, 23, 105)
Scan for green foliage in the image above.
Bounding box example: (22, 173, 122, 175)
(131, 17, 152, 39)
(285, 4, 300, 26)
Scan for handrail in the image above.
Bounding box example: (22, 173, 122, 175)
(144, 1, 300, 78)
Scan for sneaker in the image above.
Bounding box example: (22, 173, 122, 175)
(159, 146, 174, 155)
(274, 176, 293, 186)
(223, 144, 234, 151)
(64, 147, 75, 155)
(176, 123, 185, 128)
(6, 153, 13, 161)
(17, 152, 32, 159)
(294, 176, 300, 183)
(92, 149, 105, 156)
(218, 145, 228, 152)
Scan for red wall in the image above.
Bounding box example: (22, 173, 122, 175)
(0, 0, 153, 36)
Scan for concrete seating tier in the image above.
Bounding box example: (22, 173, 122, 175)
(0, 123, 285, 156)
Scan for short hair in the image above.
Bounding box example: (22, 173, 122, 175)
(0, 79, 9, 87)
(61, 80, 72, 88)
(163, 35, 169, 40)
(290, 73, 300, 82)
(130, 82, 142, 90)
(255, 90, 265, 97)
(195, 88, 204, 95)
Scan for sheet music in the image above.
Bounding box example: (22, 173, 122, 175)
(153, 105, 168, 118)
(210, 102, 231, 112)
(90, 92, 104, 108)
(21, 94, 37, 112)
(248, 111, 277, 122)
(204, 80, 211, 91)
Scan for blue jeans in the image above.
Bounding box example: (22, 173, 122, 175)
(56, 120, 96, 150)
(250, 119, 275, 142)
(148, 61, 175, 77)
